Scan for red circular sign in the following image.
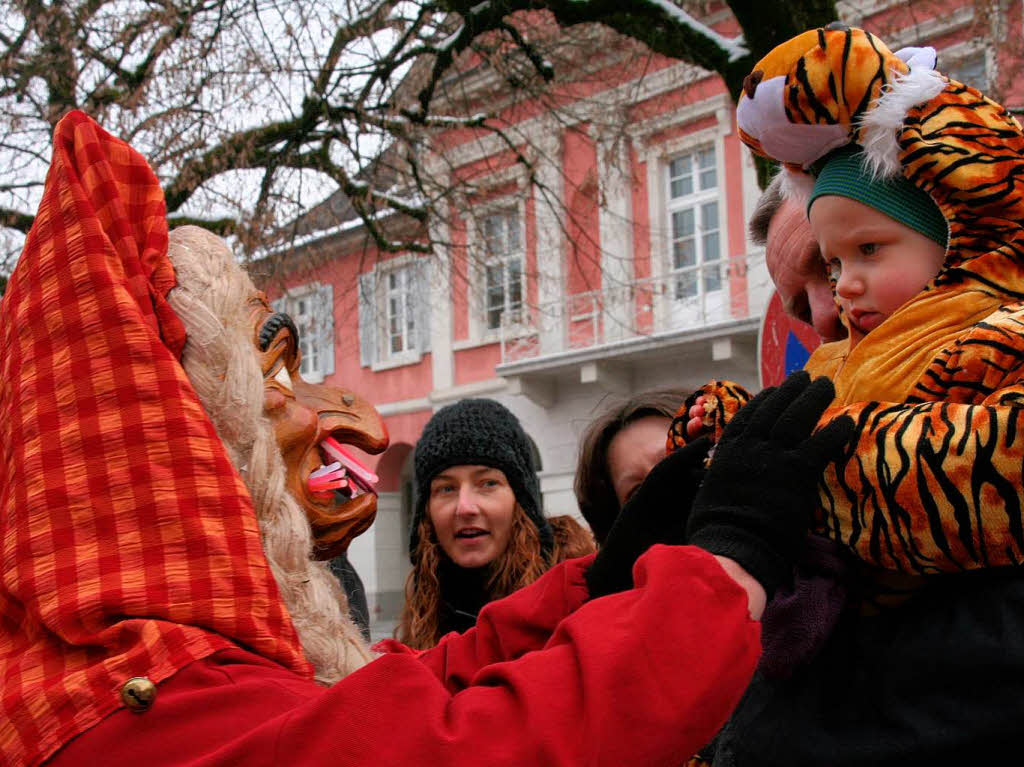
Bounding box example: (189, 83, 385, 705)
(758, 290, 822, 388)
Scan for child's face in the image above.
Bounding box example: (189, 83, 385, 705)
(808, 195, 946, 348)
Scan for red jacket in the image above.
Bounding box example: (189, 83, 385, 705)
(48, 547, 760, 766)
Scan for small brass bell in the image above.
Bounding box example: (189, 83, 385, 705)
(120, 676, 157, 712)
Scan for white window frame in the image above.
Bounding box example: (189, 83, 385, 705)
(358, 255, 431, 371)
(383, 262, 419, 361)
(467, 198, 527, 343)
(664, 143, 724, 307)
(635, 98, 733, 333)
(272, 282, 334, 384)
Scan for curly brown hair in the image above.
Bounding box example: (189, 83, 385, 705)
(574, 389, 690, 545)
(397, 504, 553, 649)
(549, 514, 597, 561)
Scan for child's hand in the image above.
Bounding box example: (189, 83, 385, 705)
(685, 396, 710, 439)
(667, 381, 752, 452)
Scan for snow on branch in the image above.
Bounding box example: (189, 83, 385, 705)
(646, 0, 749, 62)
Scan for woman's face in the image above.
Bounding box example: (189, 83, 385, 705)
(427, 465, 518, 569)
(606, 415, 672, 508)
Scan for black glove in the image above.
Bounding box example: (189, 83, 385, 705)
(585, 436, 711, 600)
(686, 371, 854, 600)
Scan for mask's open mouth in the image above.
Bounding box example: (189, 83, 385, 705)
(308, 436, 379, 499)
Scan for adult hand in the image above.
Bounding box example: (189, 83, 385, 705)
(686, 372, 854, 601)
(585, 436, 711, 600)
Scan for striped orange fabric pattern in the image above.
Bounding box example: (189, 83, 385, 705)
(0, 111, 311, 766)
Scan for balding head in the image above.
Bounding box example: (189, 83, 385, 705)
(753, 176, 846, 343)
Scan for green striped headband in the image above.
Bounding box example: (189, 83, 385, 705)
(807, 147, 948, 247)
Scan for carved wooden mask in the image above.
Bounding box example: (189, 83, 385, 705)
(250, 294, 388, 560)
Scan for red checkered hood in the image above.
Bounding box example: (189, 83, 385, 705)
(0, 111, 312, 766)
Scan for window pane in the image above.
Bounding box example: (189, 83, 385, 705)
(482, 211, 520, 257)
(509, 256, 522, 300)
(486, 264, 503, 292)
(687, 147, 714, 189)
(483, 216, 501, 255)
(672, 208, 694, 238)
(699, 167, 716, 190)
(669, 156, 691, 177)
(388, 302, 399, 335)
(487, 266, 505, 328)
(506, 213, 520, 253)
(673, 238, 696, 269)
(669, 154, 694, 199)
(670, 176, 693, 198)
(701, 201, 718, 230)
(704, 261, 722, 292)
(703, 231, 720, 263)
(674, 272, 697, 299)
(405, 292, 416, 345)
(487, 287, 504, 312)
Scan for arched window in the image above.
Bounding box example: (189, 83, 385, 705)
(527, 435, 543, 473)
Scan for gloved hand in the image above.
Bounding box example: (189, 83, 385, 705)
(686, 372, 854, 600)
(585, 436, 711, 600)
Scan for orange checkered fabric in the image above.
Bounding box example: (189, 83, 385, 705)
(0, 111, 311, 766)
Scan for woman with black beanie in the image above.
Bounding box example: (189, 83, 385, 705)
(397, 398, 594, 648)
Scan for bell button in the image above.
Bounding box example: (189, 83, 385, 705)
(121, 676, 157, 712)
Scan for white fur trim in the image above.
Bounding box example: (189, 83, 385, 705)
(779, 167, 814, 208)
(859, 61, 946, 179)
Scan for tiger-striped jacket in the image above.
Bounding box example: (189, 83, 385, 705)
(700, 26, 1024, 576)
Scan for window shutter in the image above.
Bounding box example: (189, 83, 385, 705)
(357, 272, 377, 367)
(416, 259, 432, 354)
(317, 283, 335, 377)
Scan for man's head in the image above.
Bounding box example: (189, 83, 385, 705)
(751, 174, 846, 343)
(807, 148, 948, 348)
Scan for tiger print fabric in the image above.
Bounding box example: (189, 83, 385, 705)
(667, 381, 752, 452)
(730, 25, 1024, 574)
(736, 26, 910, 171)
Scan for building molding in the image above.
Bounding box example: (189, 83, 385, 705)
(429, 376, 509, 406)
(375, 397, 432, 417)
(437, 61, 712, 172)
(497, 316, 759, 379)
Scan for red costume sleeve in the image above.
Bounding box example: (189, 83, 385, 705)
(374, 552, 595, 691)
(49, 546, 760, 766)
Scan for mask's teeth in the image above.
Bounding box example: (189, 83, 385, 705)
(346, 471, 375, 496)
(321, 437, 379, 491)
(310, 461, 342, 480)
(308, 473, 349, 493)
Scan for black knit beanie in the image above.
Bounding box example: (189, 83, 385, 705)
(410, 398, 553, 560)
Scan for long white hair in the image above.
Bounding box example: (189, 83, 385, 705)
(166, 225, 372, 684)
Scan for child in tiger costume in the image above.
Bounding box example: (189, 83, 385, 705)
(678, 23, 1024, 765)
